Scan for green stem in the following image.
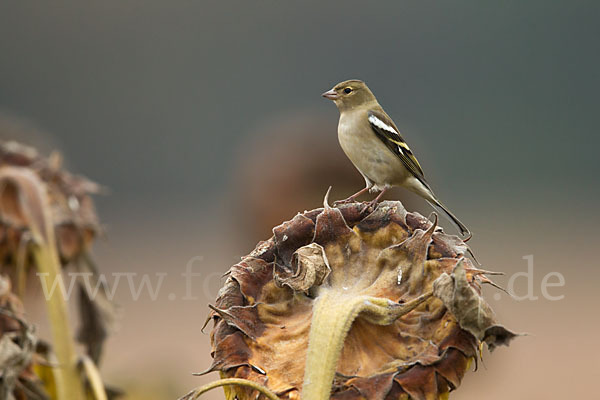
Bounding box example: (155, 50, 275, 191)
(20, 168, 86, 400)
(301, 290, 363, 400)
(301, 289, 433, 400)
(182, 378, 281, 400)
(33, 243, 85, 400)
(81, 355, 108, 400)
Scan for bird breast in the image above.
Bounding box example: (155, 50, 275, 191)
(337, 112, 409, 186)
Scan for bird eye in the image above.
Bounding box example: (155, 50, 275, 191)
(344, 87, 353, 94)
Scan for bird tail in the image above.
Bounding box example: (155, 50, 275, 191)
(426, 198, 471, 237)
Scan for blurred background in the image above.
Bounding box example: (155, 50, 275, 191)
(0, 1, 598, 398)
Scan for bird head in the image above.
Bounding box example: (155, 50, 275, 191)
(322, 79, 377, 111)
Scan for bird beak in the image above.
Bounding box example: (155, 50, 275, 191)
(321, 89, 338, 100)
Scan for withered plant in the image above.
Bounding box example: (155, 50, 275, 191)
(184, 193, 516, 400)
(0, 141, 117, 400)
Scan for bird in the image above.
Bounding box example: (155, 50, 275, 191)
(322, 79, 470, 236)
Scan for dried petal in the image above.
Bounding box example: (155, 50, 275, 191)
(433, 260, 518, 351)
(275, 243, 330, 293)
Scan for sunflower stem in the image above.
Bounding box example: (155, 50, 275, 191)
(181, 378, 281, 400)
(301, 288, 433, 400)
(33, 242, 86, 400)
(301, 290, 363, 400)
(17, 167, 87, 400)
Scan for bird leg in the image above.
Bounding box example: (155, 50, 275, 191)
(365, 187, 389, 210)
(334, 186, 370, 205)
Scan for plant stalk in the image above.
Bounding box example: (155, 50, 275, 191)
(301, 290, 363, 400)
(301, 288, 433, 400)
(33, 242, 86, 400)
(181, 378, 281, 400)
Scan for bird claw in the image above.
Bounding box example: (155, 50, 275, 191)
(333, 197, 355, 206)
(334, 187, 371, 206)
(359, 199, 379, 214)
(361, 187, 388, 212)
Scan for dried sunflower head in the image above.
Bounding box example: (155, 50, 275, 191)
(202, 199, 515, 400)
(0, 141, 100, 266)
(0, 141, 119, 399)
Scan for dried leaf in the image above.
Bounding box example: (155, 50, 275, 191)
(433, 260, 518, 351)
(76, 284, 113, 364)
(274, 243, 330, 293)
(0, 167, 50, 245)
(75, 256, 118, 365)
(0, 304, 37, 400)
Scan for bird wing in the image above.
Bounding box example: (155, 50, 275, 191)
(367, 110, 427, 184)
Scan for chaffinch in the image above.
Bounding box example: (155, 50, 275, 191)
(322, 79, 470, 236)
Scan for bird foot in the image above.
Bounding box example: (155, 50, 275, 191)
(333, 196, 356, 206)
(363, 199, 380, 212)
(334, 187, 371, 206)
(361, 187, 388, 212)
